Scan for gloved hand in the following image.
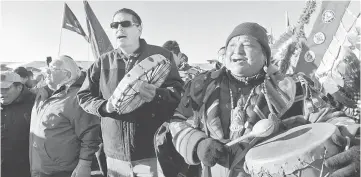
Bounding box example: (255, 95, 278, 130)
(196, 138, 227, 167)
(103, 101, 115, 113)
(325, 133, 360, 177)
(71, 159, 92, 177)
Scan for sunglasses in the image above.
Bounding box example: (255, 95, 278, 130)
(110, 21, 138, 29)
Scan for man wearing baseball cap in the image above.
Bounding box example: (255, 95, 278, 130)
(1, 71, 35, 177)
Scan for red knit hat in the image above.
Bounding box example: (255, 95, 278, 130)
(226, 22, 271, 63)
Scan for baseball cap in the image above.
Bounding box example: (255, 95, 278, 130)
(1, 71, 22, 88)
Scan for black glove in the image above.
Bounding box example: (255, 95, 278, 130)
(196, 138, 227, 167)
(325, 133, 360, 177)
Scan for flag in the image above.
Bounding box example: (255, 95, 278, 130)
(294, 1, 352, 77)
(306, 1, 350, 67)
(62, 3, 87, 41)
(84, 0, 114, 60)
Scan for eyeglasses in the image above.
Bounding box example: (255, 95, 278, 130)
(110, 21, 138, 29)
(46, 67, 66, 74)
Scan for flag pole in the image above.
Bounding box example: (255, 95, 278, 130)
(285, 11, 290, 29)
(58, 28, 63, 56)
(58, 3, 65, 56)
(87, 40, 90, 61)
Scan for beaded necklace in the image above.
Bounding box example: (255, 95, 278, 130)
(229, 82, 257, 134)
(230, 72, 265, 85)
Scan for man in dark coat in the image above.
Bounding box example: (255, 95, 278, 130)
(1, 71, 35, 177)
(77, 8, 183, 177)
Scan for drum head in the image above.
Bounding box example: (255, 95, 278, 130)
(245, 123, 340, 177)
(110, 54, 171, 114)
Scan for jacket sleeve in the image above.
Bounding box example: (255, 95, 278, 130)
(72, 97, 101, 161)
(168, 77, 208, 165)
(77, 58, 106, 117)
(152, 53, 184, 121)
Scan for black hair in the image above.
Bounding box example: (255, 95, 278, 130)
(12, 82, 23, 88)
(113, 8, 142, 25)
(162, 40, 180, 55)
(46, 56, 52, 67)
(14, 67, 29, 78)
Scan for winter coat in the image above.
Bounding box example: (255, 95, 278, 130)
(77, 39, 184, 162)
(1, 87, 35, 177)
(156, 66, 360, 177)
(29, 73, 101, 175)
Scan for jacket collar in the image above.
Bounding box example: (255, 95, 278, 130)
(52, 71, 86, 95)
(117, 38, 147, 59)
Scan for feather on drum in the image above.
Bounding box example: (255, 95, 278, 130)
(109, 54, 171, 114)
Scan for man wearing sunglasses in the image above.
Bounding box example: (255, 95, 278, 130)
(77, 8, 183, 177)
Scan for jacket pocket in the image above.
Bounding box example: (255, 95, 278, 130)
(43, 138, 79, 168)
(33, 139, 54, 168)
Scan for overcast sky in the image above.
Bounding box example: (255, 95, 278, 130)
(1, 0, 324, 64)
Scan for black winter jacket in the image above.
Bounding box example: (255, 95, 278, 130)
(77, 39, 183, 161)
(1, 87, 35, 177)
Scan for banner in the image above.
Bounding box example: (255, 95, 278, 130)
(62, 3, 88, 41)
(84, 0, 114, 59)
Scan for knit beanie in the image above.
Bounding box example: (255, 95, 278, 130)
(225, 22, 271, 64)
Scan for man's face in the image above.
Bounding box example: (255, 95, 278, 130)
(45, 60, 69, 90)
(25, 76, 34, 88)
(112, 13, 142, 48)
(0, 84, 22, 105)
(179, 53, 186, 64)
(224, 35, 266, 77)
(25, 79, 37, 88)
(20, 76, 29, 85)
(172, 52, 181, 67)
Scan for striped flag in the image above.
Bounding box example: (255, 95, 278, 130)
(83, 0, 114, 60)
(62, 3, 88, 41)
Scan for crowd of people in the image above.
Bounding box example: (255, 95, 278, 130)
(1, 7, 360, 177)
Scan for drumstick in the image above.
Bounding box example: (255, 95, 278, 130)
(226, 118, 276, 147)
(228, 137, 260, 173)
(225, 133, 255, 147)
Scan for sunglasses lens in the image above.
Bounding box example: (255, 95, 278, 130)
(110, 21, 134, 29)
(110, 22, 119, 29)
(120, 21, 132, 28)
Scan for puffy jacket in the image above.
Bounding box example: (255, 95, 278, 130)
(77, 39, 184, 162)
(29, 73, 101, 174)
(1, 87, 35, 177)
